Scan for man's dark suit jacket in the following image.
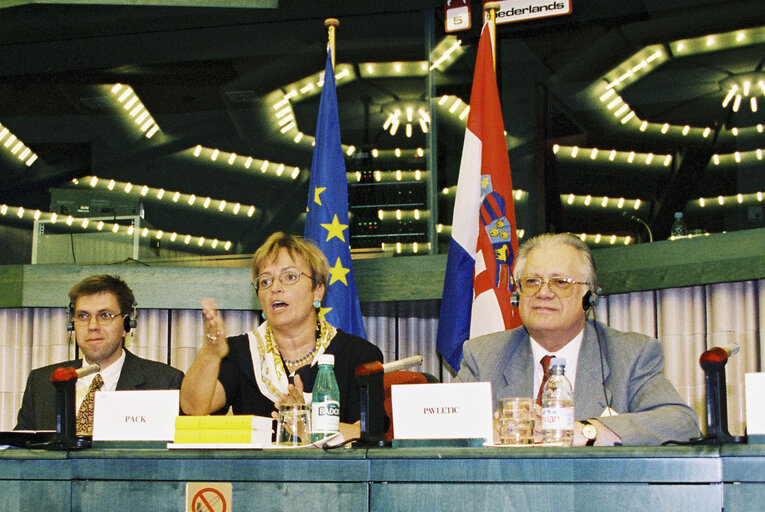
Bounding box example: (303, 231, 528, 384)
(14, 349, 184, 431)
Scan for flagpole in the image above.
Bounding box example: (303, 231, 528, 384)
(484, 2, 500, 69)
(324, 18, 339, 68)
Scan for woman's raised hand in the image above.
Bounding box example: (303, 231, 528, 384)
(201, 297, 229, 359)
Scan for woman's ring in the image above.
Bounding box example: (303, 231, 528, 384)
(206, 332, 220, 341)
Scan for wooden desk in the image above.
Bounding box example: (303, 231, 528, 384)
(1, 445, 762, 511)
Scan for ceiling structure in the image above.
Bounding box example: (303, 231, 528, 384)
(0, 0, 763, 262)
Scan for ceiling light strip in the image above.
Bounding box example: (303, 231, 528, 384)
(552, 144, 673, 167)
(0, 204, 232, 252)
(0, 122, 38, 166)
(560, 194, 644, 210)
(188, 145, 301, 180)
(71, 175, 257, 218)
(687, 191, 765, 210)
(109, 84, 161, 139)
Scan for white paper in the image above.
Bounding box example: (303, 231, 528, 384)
(167, 432, 343, 450)
(746, 373, 765, 435)
(93, 390, 179, 441)
(391, 382, 493, 441)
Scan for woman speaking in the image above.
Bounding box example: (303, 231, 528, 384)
(180, 232, 383, 439)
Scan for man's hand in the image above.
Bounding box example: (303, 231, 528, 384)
(573, 418, 622, 446)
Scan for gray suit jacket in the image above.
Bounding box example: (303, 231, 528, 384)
(14, 349, 184, 431)
(455, 320, 700, 445)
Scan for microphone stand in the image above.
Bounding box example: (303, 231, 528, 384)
(354, 356, 423, 447)
(621, 211, 653, 243)
(47, 363, 100, 449)
(689, 347, 745, 445)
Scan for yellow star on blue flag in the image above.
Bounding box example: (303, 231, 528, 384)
(303, 50, 366, 338)
(321, 214, 348, 243)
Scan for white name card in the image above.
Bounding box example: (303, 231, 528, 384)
(746, 373, 765, 435)
(391, 382, 493, 440)
(93, 390, 180, 441)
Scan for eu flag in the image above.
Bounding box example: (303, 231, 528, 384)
(304, 50, 367, 339)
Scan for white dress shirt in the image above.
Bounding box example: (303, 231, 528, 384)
(75, 349, 126, 412)
(530, 329, 584, 394)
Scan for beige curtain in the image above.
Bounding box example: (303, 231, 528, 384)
(2, 279, 762, 434)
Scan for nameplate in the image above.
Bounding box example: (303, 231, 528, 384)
(746, 373, 765, 435)
(391, 382, 493, 440)
(93, 390, 179, 441)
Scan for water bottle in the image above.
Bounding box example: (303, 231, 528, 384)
(541, 357, 574, 446)
(670, 212, 688, 239)
(311, 353, 340, 442)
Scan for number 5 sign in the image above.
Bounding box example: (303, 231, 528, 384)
(445, 0, 472, 33)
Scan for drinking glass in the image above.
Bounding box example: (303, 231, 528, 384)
(276, 403, 312, 447)
(498, 397, 534, 446)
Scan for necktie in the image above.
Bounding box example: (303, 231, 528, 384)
(535, 355, 555, 406)
(76, 373, 104, 435)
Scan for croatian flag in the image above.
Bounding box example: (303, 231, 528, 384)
(437, 22, 521, 371)
(304, 50, 367, 339)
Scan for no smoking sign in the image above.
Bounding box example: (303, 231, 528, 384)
(186, 482, 232, 512)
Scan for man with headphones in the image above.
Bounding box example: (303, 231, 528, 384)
(455, 233, 700, 446)
(14, 274, 184, 432)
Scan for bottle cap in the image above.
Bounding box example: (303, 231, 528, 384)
(550, 357, 566, 367)
(674, 212, 683, 219)
(318, 353, 335, 365)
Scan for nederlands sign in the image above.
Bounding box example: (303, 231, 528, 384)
(493, 0, 572, 24)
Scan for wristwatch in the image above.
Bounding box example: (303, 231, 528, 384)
(581, 420, 597, 446)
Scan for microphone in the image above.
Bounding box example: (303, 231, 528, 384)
(77, 363, 101, 379)
(699, 345, 739, 364)
(50, 363, 100, 383)
(355, 355, 423, 376)
(622, 211, 653, 242)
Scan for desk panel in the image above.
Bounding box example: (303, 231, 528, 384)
(73, 481, 367, 512)
(70, 449, 370, 512)
(371, 482, 721, 512)
(2, 445, 765, 512)
(367, 446, 721, 483)
(71, 448, 368, 483)
(0, 480, 71, 512)
(0, 450, 71, 512)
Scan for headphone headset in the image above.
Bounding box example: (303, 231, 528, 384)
(582, 289, 600, 311)
(510, 287, 600, 310)
(67, 301, 137, 333)
(510, 290, 519, 307)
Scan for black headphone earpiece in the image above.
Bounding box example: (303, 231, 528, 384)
(123, 302, 138, 333)
(582, 289, 601, 311)
(66, 303, 74, 332)
(510, 290, 520, 307)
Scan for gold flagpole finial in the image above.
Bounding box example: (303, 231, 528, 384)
(324, 18, 339, 69)
(483, 2, 500, 70)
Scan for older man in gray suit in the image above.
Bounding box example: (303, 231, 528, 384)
(455, 233, 700, 446)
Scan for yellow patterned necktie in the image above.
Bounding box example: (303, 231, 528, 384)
(76, 373, 104, 435)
